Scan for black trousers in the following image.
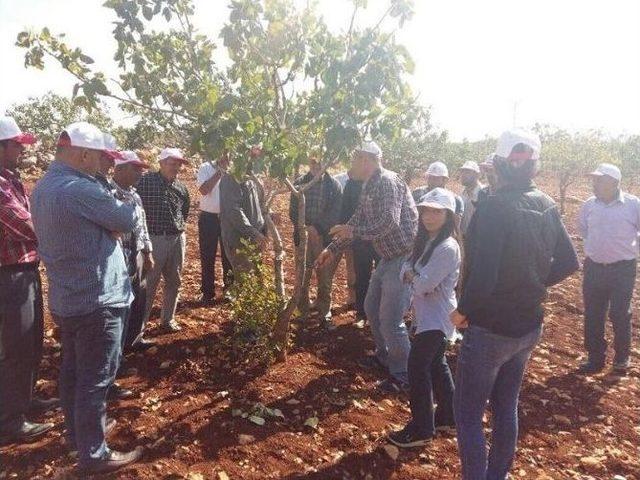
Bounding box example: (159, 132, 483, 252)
(408, 330, 455, 437)
(583, 257, 636, 364)
(0, 263, 44, 429)
(353, 240, 379, 316)
(125, 251, 148, 349)
(198, 212, 232, 298)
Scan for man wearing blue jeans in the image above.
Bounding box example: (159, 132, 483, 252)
(451, 129, 579, 480)
(31, 122, 143, 474)
(317, 141, 418, 392)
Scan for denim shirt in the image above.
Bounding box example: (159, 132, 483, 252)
(401, 237, 461, 339)
(31, 161, 137, 317)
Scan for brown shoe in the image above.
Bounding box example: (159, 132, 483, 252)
(78, 446, 143, 474)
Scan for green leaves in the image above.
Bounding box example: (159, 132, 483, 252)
(16, 0, 421, 186)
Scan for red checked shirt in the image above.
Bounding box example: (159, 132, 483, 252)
(0, 168, 39, 266)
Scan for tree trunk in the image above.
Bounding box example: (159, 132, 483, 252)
(264, 213, 285, 299)
(273, 192, 307, 362)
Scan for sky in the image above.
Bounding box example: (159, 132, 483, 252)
(1, 0, 639, 141)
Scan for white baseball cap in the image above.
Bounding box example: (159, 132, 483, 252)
(102, 133, 124, 161)
(356, 141, 382, 159)
(588, 163, 621, 182)
(416, 187, 456, 213)
(159, 147, 188, 163)
(426, 161, 449, 178)
(57, 122, 106, 151)
(115, 150, 150, 169)
(460, 161, 480, 173)
(0, 116, 37, 144)
(495, 128, 541, 160)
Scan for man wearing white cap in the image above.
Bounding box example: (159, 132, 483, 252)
(458, 161, 484, 236)
(450, 128, 578, 480)
(31, 122, 142, 473)
(197, 152, 232, 304)
(0, 116, 58, 445)
(577, 163, 640, 375)
(412, 161, 465, 220)
(317, 140, 418, 393)
(112, 151, 155, 351)
(137, 147, 190, 333)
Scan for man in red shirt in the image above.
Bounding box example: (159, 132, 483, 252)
(0, 116, 58, 444)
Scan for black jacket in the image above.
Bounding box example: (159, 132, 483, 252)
(340, 177, 363, 224)
(459, 182, 579, 337)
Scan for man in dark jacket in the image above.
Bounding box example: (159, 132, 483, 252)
(451, 129, 579, 480)
(220, 147, 267, 277)
(289, 156, 342, 322)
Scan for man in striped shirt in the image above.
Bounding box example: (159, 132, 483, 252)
(0, 116, 58, 445)
(317, 141, 418, 392)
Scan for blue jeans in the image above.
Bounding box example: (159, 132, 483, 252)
(54, 307, 126, 467)
(454, 324, 542, 480)
(364, 256, 411, 383)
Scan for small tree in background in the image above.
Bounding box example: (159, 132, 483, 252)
(380, 109, 448, 183)
(537, 125, 615, 215)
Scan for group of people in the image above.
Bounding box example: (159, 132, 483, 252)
(1, 113, 638, 479)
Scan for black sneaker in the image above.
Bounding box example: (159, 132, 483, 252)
(377, 378, 409, 395)
(387, 425, 432, 448)
(576, 360, 605, 375)
(130, 337, 156, 352)
(0, 420, 54, 446)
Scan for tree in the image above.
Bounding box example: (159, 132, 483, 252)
(380, 109, 448, 183)
(17, 0, 419, 361)
(536, 125, 615, 215)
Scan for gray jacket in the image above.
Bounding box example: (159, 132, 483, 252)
(219, 173, 265, 253)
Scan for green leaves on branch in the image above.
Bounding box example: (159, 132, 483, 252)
(17, 0, 422, 178)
